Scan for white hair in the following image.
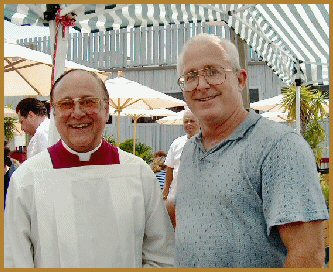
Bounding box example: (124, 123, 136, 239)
(177, 33, 241, 76)
(182, 109, 198, 121)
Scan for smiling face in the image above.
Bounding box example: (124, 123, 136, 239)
(181, 39, 247, 126)
(183, 111, 200, 138)
(52, 70, 109, 152)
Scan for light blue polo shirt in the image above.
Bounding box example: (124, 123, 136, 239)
(175, 110, 328, 267)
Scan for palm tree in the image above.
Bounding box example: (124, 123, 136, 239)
(281, 84, 328, 161)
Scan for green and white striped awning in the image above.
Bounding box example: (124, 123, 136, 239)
(4, 4, 329, 85)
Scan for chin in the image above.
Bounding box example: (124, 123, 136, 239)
(69, 140, 94, 152)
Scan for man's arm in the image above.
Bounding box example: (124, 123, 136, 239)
(5, 172, 34, 267)
(278, 221, 325, 267)
(162, 167, 173, 200)
(141, 164, 175, 267)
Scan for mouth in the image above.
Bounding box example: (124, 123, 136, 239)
(195, 94, 220, 102)
(69, 123, 91, 129)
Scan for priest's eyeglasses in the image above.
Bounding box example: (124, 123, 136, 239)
(177, 66, 234, 92)
(53, 97, 106, 114)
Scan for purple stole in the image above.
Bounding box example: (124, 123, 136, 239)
(48, 140, 120, 169)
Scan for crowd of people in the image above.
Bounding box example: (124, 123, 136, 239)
(4, 33, 329, 268)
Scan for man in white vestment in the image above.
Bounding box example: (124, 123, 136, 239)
(16, 98, 50, 158)
(5, 69, 175, 268)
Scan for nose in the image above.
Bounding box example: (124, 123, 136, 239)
(196, 74, 210, 90)
(71, 101, 86, 118)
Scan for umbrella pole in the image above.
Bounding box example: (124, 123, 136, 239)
(117, 111, 121, 145)
(133, 117, 138, 154)
(117, 100, 121, 145)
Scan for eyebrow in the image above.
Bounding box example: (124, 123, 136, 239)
(184, 65, 216, 74)
(57, 95, 95, 100)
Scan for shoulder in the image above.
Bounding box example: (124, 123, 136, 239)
(249, 116, 301, 148)
(14, 150, 52, 173)
(10, 150, 52, 188)
(118, 148, 148, 166)
(171, 135, 188, 148)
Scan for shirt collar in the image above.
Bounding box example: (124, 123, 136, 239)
(36, 118, 50, 132)
(194, 110, 262, 147)
(61, 140, 102, 161)
(228, 110, 261, 141)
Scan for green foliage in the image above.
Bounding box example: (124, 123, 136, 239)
(104, 135, 116, 145)
(119, 139, 154, 164)
(303, 117, 326, 160)
(104, 136, 154, 164)
(281, 84, 328, 162)
(4, 117, 17, 141)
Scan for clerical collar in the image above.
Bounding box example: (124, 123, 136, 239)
(61, 140, 102, 161)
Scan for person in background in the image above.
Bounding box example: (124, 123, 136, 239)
(16, 98, 50, 158)
(174, 33, 328, 268)
(151, 151, 167, 190)
(4, 146, 19, 208)
(5, 69, 174, 268)
(162, 109, 200, 228)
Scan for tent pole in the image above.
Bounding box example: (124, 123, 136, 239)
(295, 62, 301, 134)
(48, 19, 69, 146)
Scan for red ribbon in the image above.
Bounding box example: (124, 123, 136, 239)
(51, 9, 77, 87)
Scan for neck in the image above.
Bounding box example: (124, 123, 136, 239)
(186, 133, 196, 139)
(61, 140, 103, 161)
(201, 109, 248, 150)
(30, 116, 46, 137)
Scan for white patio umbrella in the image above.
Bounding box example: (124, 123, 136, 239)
(260, 111, 289, 123)
(5, 42, 108, 96)
(250, 95, 284, 112)
(156, 110, 186, 125)
(111, 108, 176, 154)
(105, 76, 186, 144)
(4, 106, 18, 118)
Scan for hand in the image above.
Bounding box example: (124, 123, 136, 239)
(162, 188, 169, 200)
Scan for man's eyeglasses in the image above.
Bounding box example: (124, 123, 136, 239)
(53, 97, 107, 114)
(177, 66, 234, 92)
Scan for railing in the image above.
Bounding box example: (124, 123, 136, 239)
(18, 22, 262, 70)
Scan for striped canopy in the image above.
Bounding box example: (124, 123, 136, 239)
(4, 4, 329, 85)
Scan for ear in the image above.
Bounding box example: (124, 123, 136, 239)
(237, 69, 248, 92)
(104, 101, 110, 120)
(28, 111, 36, 118)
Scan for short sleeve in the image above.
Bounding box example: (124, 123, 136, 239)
(165, 141, 176, 168)
(261, 132, 329, 236)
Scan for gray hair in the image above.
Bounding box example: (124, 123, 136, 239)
(182, 109, 198, 121)
(177, 33, 241, 76)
